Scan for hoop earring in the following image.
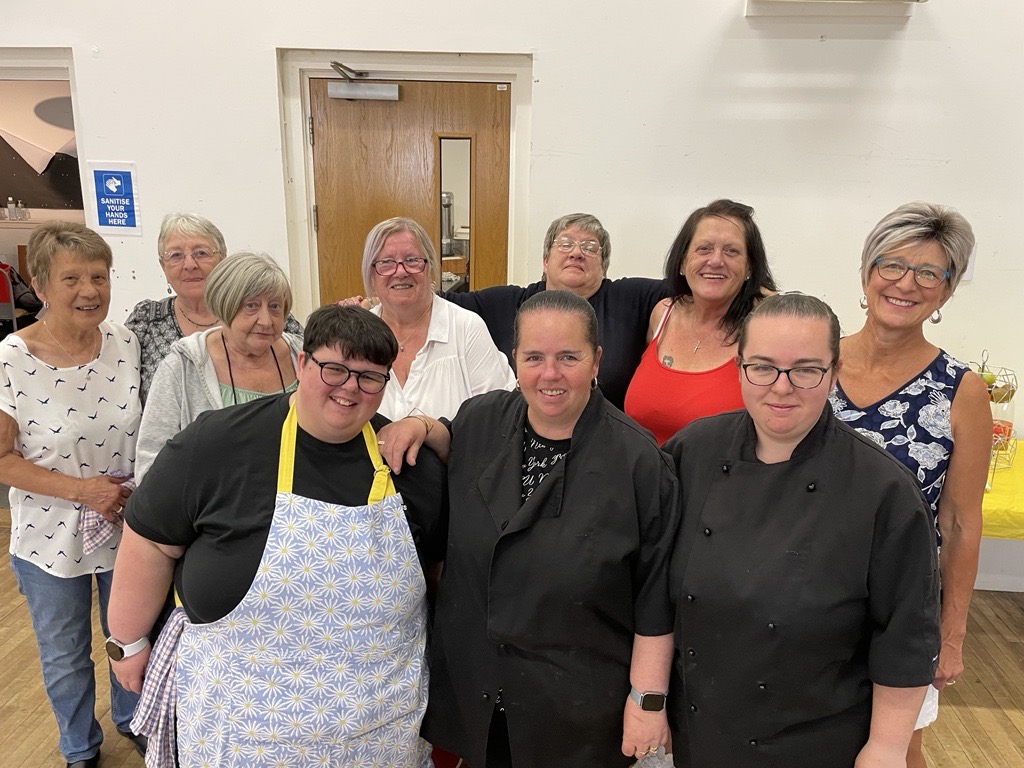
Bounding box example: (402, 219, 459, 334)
(929, 309, 942, 324)
(858, 295, 868, 310)
(591, 377, 598, 390)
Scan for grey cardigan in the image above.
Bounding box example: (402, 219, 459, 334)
(136, 328, 302, 481)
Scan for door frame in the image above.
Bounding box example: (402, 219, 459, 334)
(278, 49, 533, 321)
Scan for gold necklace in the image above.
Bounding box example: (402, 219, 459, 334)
(386, 305, 432, 352)
(43, 319, 98, 366)
(691, 316, 720, 353)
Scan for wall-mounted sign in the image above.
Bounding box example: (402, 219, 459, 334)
(87, 161, 141, 236)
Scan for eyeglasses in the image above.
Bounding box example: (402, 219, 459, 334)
(873, 257, 949, 289)
(553, 237, 602, 257)
(307, 352, 390, 393)
(161, 248, 220, 266)
(741, 362, 832, 389)
(371, 257, 429, 276)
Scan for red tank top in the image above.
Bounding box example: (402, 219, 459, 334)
(624, 305, 744, 445)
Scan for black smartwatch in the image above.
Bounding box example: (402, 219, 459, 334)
(105, 636, 150, 662)
(629, 686, 667, 712)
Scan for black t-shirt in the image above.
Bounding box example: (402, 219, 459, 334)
(443, 277, 668, 410)
(127, 393, 448, 623)
(520, 422, 570, 504)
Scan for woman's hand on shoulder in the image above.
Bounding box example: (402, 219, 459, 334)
(333, 295, 372, 310)
(377, 417, 429, 474)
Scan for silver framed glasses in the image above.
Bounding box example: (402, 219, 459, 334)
(161, 248, 220, 266)
(741, 362, 832, 389)
(873, 257, 949, 289)
(308, 353, 390, 393)
(553, 237, 602, 257)
(371, 257, 429, 276)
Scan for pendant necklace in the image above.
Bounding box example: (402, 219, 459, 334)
(176, 299, 218, 328)
(222, 333, 287, 406)
(43, 319, 99, 371)
(389, 306, 432, 352)
(691, 316, 719, 353)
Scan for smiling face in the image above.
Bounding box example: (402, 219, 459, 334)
(542, 225, 606, 298)
(740, 314, 836, 460)
(864, 239, 951, 331)
(514, 309, 602, 440)
(223, 292, 286, 356)
(35, 250, 111, 333)
(682, 215, 749, 308)
(160, 233, 223, 304)
(294, 346, 388, 444)
(369, 230, 434, 312)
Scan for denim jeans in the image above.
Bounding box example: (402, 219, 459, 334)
(11, 556, 140, 763)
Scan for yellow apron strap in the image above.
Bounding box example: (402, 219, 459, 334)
(362, 421, 397, 504)
(277, 400, 299, 494)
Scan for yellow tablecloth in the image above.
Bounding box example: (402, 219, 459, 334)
(983, 441, 1024, 540)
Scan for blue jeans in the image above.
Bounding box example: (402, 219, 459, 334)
(11, 556, 140, 763)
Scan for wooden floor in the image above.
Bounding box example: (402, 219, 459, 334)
(1, 522, 1023, 767)
(1, 522, 142, 768)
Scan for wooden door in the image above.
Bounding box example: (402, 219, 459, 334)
(310, 79, 511, 304)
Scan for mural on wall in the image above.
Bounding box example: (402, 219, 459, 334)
(0, 80, 83, 210)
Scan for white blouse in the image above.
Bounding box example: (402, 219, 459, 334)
(0, 321, 142, 577)
(374, 294, 516, 421)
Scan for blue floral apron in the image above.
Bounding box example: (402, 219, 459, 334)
(171, 403, 431, 767)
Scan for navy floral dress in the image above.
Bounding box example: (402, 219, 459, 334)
(830, 351, 971, 544)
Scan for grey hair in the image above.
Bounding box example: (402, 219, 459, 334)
(361, 217, 439, 298)
(737, 292, 842, 366)
(204, 251, 293, 324)
(860, 202, 975, 294)
(158, 213, 227, 261)
(28, 221, 112, 291)
(513, 289, 599, 352)
(542, 213, 612, 274)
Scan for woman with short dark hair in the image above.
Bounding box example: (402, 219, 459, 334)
(109, 305, 447, 767)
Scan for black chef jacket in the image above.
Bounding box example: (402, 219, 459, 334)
(664, 406, 940, 768)
(443, 276, 668, 410)
(422, 388, 680, 768)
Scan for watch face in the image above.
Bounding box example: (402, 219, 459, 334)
(640, 693, 666, 712)
(105, 639, 126, 661)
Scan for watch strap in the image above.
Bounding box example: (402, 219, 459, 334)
(107, 635, 150, 660)
(629, 686, 667, 711)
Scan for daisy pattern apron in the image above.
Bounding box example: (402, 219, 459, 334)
(173, 404, 431, 767)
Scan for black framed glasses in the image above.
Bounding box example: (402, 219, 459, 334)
(161, 248, 220, 266)
(371, 257, 429, 276)
(741, 362, 832, 389)
(307, 353, 390, 393)
(553, 237, 602, 257)
(873, 257, 949, 289)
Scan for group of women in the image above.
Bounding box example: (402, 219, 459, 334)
(1, 198, 990, 768)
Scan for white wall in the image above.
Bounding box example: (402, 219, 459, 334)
(2, 2, 1022, 377)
